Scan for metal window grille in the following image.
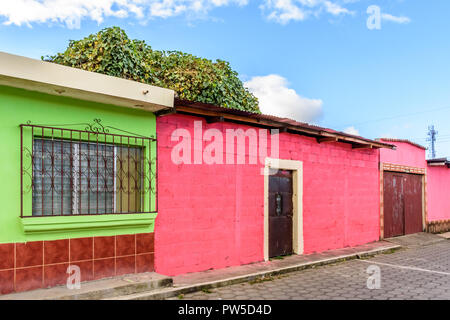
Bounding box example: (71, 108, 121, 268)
(20, 120, 157, 217)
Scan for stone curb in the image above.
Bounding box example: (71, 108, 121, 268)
(109, 244, 402, 300)
(49, 276, 173, 300)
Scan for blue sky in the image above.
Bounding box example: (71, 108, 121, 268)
(1, 0, 449, 158)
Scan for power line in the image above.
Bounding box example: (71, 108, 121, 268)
(414, 132, 450, 138)
(413, 134, 450, 141)
(338, 106, 450, 128)
(414, 136, 450, 142)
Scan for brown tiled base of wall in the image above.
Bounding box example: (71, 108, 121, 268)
(427, 220, 450, 233)
(0, 233, 154, 295)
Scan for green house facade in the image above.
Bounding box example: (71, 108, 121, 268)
(0, 52, 174, 294)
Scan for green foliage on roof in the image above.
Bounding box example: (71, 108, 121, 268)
(44, 26, 259, 113)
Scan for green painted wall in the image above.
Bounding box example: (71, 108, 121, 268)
(0, 85, 157, 243)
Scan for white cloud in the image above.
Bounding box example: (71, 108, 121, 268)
(323, 1, 352, 16)
(0, 1, 135, 28)
(244, 74, 323, 123)
(0, 0, 247, 28)
(261, 0, 355, 24)
(381, 13, 411, 24)
(0, 0, 409, 28)
(343, 126, 359, 136)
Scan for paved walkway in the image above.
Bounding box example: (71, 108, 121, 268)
(384, 232, 448, 248)
(175, 240, 450, 300)
(114, 240, 400, 299)
(3, 236, 446, 300)
(171, 241, 399, 288)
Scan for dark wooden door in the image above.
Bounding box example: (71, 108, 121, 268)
(403, 174, 423, 235)
(269, 170, 293, 258)
(384, 172, 405, 238)
(383, 172, 423, 238)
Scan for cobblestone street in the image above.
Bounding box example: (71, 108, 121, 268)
(175, 241, 450, 300)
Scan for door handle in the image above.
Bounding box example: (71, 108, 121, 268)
(275, 193, 282, 216)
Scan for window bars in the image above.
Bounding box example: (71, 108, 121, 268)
(20, 120, 157, 217)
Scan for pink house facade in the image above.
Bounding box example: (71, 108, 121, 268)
(427, 158, 450, 232)
(154, 101, 393, 276)
(379, 139, 450, 237)
(378, 139, 428, 239)
(379, 139, 427, 170)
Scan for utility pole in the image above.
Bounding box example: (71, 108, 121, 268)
(427, 125, 438, 159)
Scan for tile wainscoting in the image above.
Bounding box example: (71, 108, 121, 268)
(0, 233, 154, 294)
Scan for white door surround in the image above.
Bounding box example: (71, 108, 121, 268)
(263, 158, 303, 261)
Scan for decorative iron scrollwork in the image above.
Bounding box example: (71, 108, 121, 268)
(23, 119, 156, 139)
(85, 118, 110, 134)
(19, 121, 157, 217)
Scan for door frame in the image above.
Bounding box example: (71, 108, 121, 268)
(380, 162, 427, 239)
(264, 158, 303, 261)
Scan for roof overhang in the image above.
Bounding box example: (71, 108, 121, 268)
(0, 51, 174, 113)
(168, 99, 395, 150)
(427, 158, 450, 168)
(378, 138, 427, 150)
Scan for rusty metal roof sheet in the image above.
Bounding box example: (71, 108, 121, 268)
(169, 99, 395, 149)
(378, 138, 427, 150)
(427, 158, 450, 167)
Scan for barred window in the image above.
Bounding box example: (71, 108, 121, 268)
(20, 121, 156, 217)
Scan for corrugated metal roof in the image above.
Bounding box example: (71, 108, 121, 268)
(378, 138, 427, 150)
(427, 158, 450, 167)
(171, 99, 395, 149)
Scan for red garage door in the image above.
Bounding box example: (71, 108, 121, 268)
(383, 172, 423, 238)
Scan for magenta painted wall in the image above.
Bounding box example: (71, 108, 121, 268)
(427, 166, 450, 222)
(379, 141, 427, 169)
(379, 139, 450, 224)
(155, 114, 380, 276)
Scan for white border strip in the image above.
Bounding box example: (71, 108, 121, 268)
(264, 158, 303, 261)
(358, 260, 450, 276)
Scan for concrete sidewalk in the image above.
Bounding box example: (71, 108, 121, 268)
(112, 240, 401, 300)
(0, 240, 400, 300)
(384, 232, 447, 248)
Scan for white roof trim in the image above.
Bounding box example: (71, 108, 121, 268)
(0, 51, 174, 112)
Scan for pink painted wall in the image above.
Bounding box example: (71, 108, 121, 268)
(379, 141, 427, 169)
(379, 139, 450, 223)
(155, 114, 380, 276)
(427, 166, 450, 222)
